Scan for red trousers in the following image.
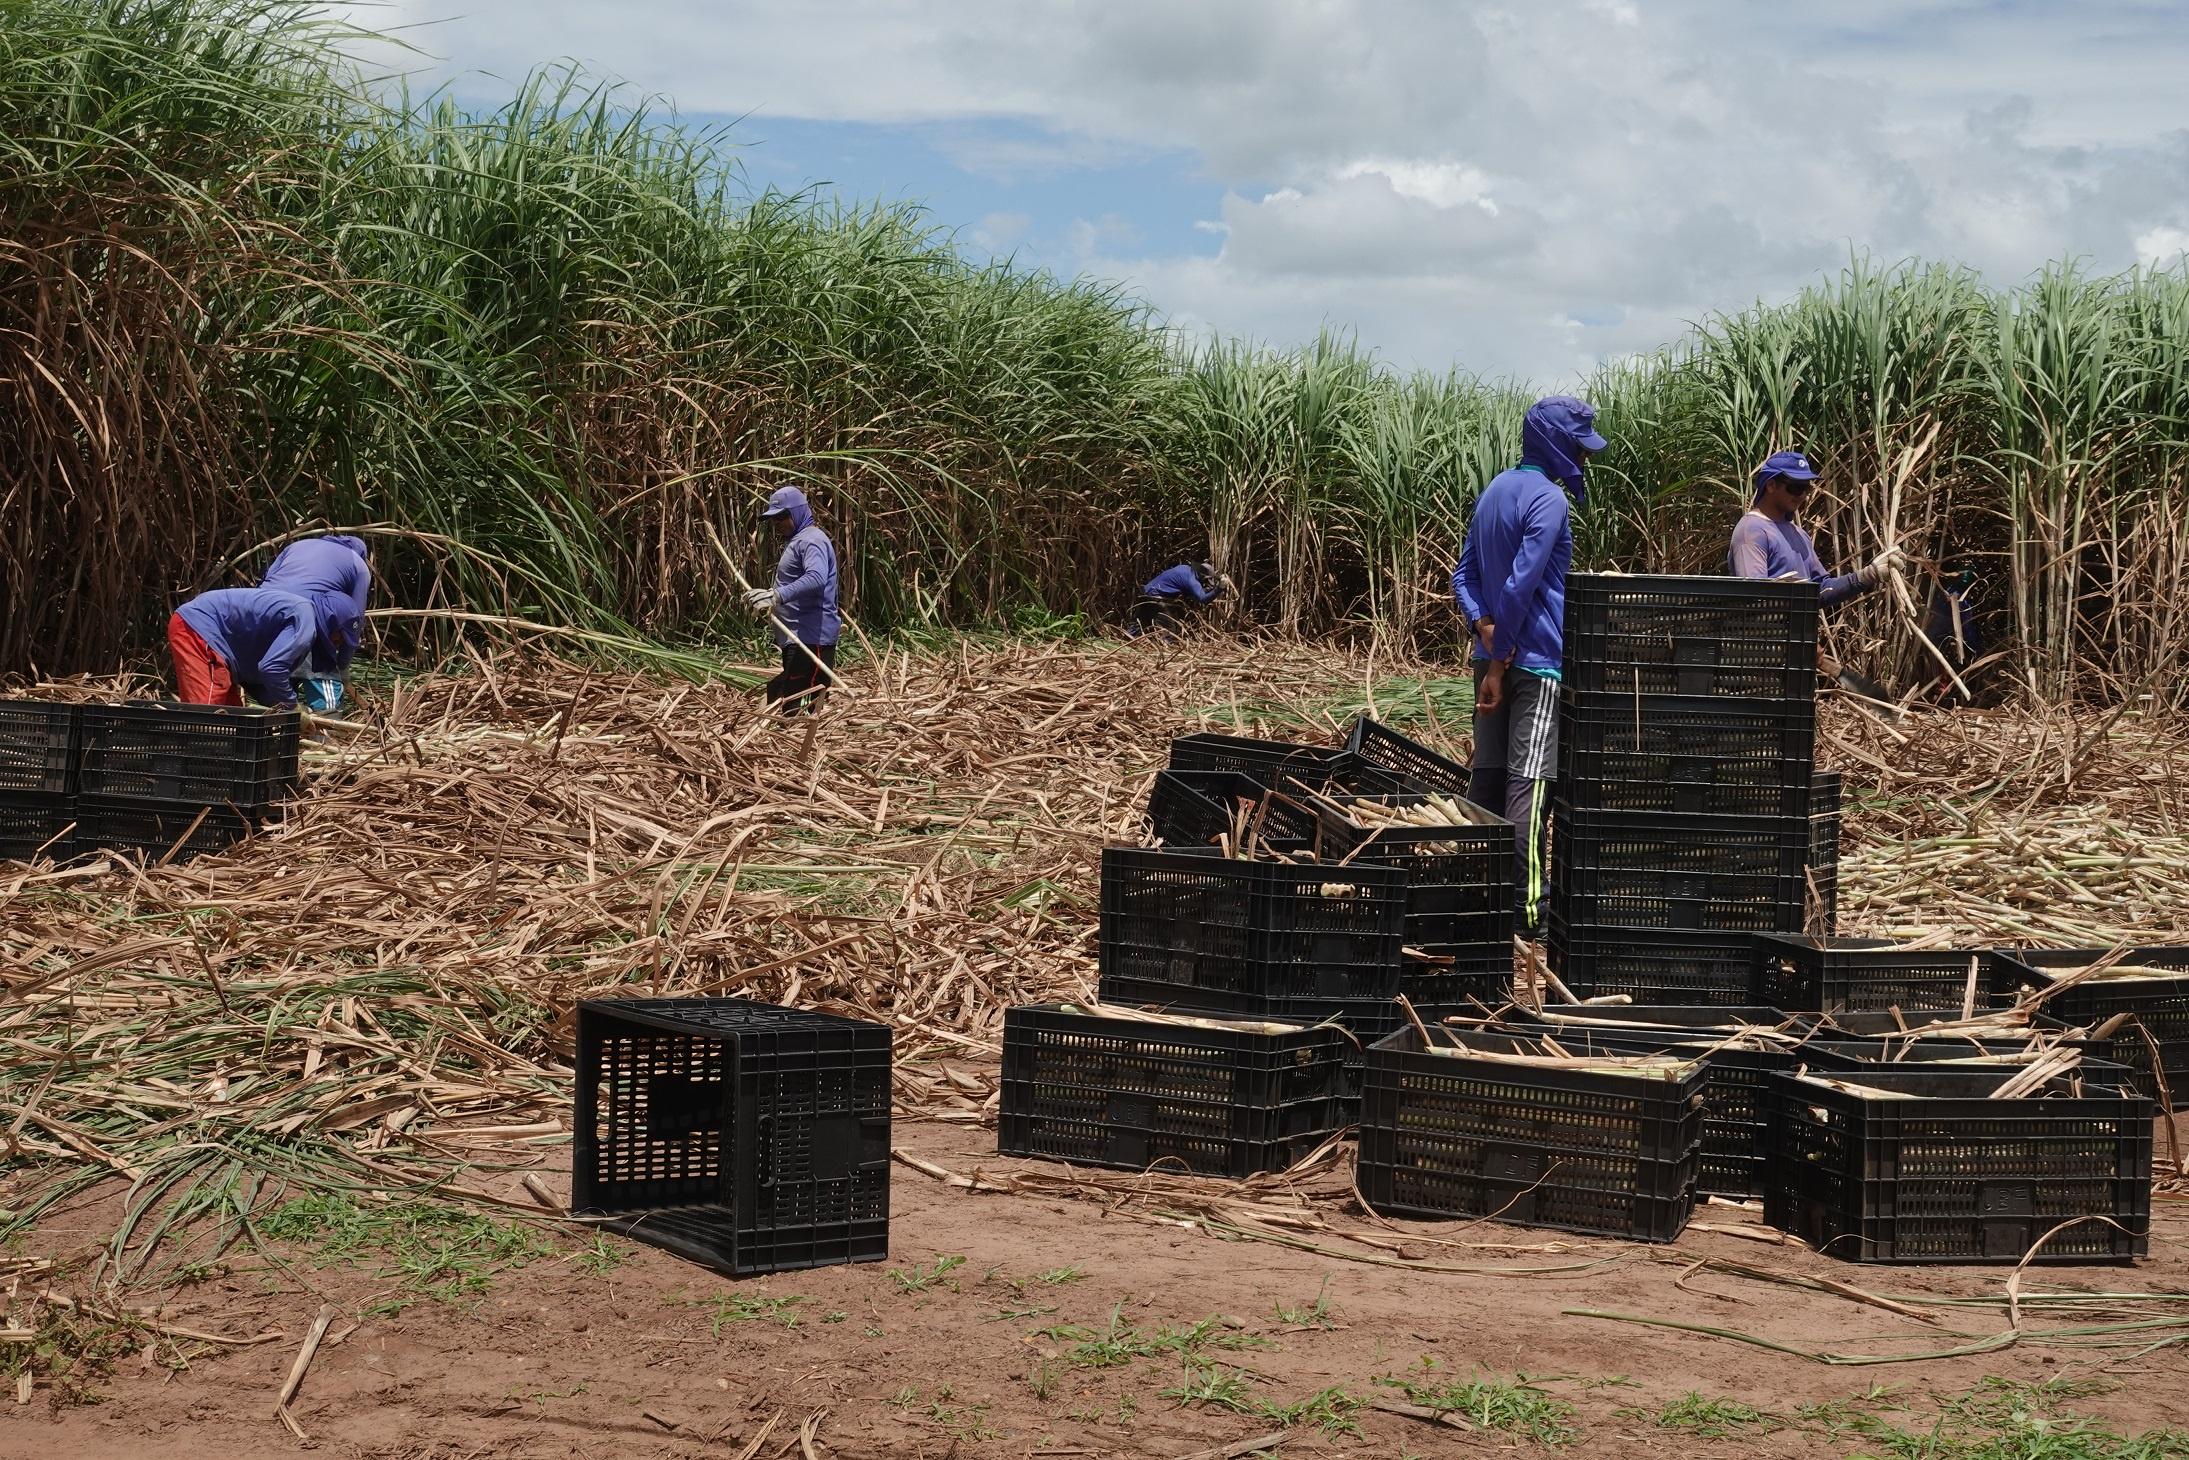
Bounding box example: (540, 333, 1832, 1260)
(167, 613, 242, 706)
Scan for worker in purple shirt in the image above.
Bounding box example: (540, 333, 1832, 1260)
(1131, 561, 1231, 637)
(744, 486, 840, 713)
(261, 534, 371, 711)
(167, 587, 318, 709)
(1729, 451, 1903, 602)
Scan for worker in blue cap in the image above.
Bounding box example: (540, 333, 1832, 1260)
(1130, 560, 1232, 636)
(744, 486, 840, 712)
(1729, 451, 1903, 602)
(1452, 395, 1606, 938)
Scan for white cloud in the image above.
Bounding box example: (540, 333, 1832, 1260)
(326, 0, 2189, 379)
(2135, 226, 2189, 268)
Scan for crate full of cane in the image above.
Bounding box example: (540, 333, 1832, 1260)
(572, 998, 890, 1277)
(1095, 847, 1408, 1015)
(1145, 769, 1315, 852)
(1342, 717, 1472, 797)
(1763, 1066, 2151, 1264)
(1281, 788, 1514, 1003)
(1991, 947, 2189, 1107)
(999, 1004, 1350, 1177)
(1165, 733, 1421, 798)
(1561, 574, 1820, 700)
(1356, 1026, 1706, 1242)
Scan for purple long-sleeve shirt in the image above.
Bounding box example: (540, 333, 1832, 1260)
(174, 588, 317, 707)
(1727, 511, 1867, 607)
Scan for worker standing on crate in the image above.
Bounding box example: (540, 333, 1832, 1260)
(744, 486, 839, 713)
(1129, 561, 1232, 637)
(167, 587, 317, 710)
(1728, 451, 1903, 602)
(260, 533, 370, 712)
(1452, 395, 1606, 938)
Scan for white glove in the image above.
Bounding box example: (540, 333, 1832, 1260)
(1857, 547, 1907, 587)
(743, 587, 779, 613)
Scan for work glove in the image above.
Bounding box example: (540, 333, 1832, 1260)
(1856, 547, 1907, 587)
(1215, 573, 1236, 596)
(743, 587, 779, 613)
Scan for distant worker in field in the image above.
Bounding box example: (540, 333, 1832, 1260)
(1130, 560, 1232, 637)
(744, 486, 840, 713)
(1452, 395, 1606, 938)
(167, 586, 318, 710)
(1728, 451, 1904, 603)
(260, 533, 370, 712)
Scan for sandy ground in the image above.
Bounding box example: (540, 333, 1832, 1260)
(6, 1108, 2186, 1460)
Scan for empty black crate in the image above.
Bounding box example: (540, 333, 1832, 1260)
(1563, 574, 1819, 699)
(1146, 769, 1314, 851)
(572, 998, 890, 1277)
(1167, 733, 1418, 797)
(1302, 792, 1515, 956)
(1097, 848, 1408, 1014)
(1764, 1068, 2151, 1264)
(77, 702, 300, 809)
(1793, 1040, 2141, 1094)
(1548, 920, 1761, 1005)
(1358, 1026, 1705, 1241)
(73, 795, 254, 863)
(1809, 772, 1842, 936)
(0, 700, 77, 794)
(1554, 806, 1809, 933)
(1993, 948, 2189, 1107)
(1559, 692, 1815, 818)
(998, 1005, 1349, 1177)
(1755, 935, 1991, 1012)
(1492, 1016, 1797, 1200)
(1343, 718, 1471, 796)
(0, 791, 76, 863)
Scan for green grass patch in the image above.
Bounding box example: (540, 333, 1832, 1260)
(1376, 1366, 1577, 1447)
(256, 1192, 554, 1312)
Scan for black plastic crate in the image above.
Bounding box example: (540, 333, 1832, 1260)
(1548, 921, 1762, 1005)
(1763, 1067, 2151, 1264)
(1299, 792, 1516, 959)
(1809, 772, 1842, 936)
(1165, 734, 1416, 798)
(73, 795, 255, 863)
(1343, 718, 1471, 796)
(0, 791, 76, 863)
(1489, 1016, 1797, 1200)
(1357, 1026, 1705, 1241)
(0, 700, 77, 794)
(1097, 847, 1408, 1014)
(1755, 935, 1992, 1013)
(1558, 692, 1815, 818)
(1554, 806, 1809, 934)
(572, 998, 890, 1277)
(998, 1005, 1350, 1177)
(1146, 770, 1315, 851)
(1563, 574, 1820, 699)
(1793, 1040, 2141, 1094)
(1993, 948, 2189, 1107)
(76, 702, 300, 809)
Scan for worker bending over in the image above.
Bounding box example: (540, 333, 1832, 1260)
(1131, 561, 1230, 636)
(261, 533, 371, 711)
(745, 486, 839, 713)
(1728, 451, 1902, 600)
(1452, 395, 1605, 939)
(168, 587, 317, 710)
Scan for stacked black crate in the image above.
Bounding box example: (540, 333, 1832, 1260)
(1549, 575, 1820, 1004)
(0, 701, 78, 863)
(75, 702, 299, 861)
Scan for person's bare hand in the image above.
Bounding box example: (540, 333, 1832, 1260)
(1474, 618, 1497, 658)
(1477, 661, 1507, 714)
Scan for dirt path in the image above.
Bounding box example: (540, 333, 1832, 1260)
(9, 1113, 2187, 1460)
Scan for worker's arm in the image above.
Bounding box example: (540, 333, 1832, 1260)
(1727, 516, 1774, 579)
(1178, 569, 1216, 605)
(1491, 488, 1569, 661)
(252, 613, 316, 708)
(1451, 535, 1486, 633)
(1798, 534, 1869, 608)
(776, 537, 828, 608)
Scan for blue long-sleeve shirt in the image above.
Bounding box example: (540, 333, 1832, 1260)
(1452, 465, 1573, 672)
(1142, 564, 1215, 603)
(1727, 511, 1867, 607)
(261, 535, 370, 674)
(174, 588, 317, 708)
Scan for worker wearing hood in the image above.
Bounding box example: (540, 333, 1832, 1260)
(744, 486, 840, 712)
(1451, 395, 1607, 936)
(1729, 451, 1903, 606)
(169, 587, 318, 709)
(1131, 560, 1232, 636)
(261, 535, 371, 709)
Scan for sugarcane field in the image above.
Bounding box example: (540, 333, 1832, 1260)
(11, 4, 2189, 1460)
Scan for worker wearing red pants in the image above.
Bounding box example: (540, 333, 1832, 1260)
(167, 587, 317, 709)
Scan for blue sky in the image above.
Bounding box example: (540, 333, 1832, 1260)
(342, 0, 2189, 381)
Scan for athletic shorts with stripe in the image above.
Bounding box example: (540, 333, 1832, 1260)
(1466, 662, 1558, 934)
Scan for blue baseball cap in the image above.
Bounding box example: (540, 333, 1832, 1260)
(1754, 450, 1820, 497)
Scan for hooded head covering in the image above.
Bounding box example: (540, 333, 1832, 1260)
(1752, 449, 1820, 500)
(320, 534, 369, 561)
(309, 590, 363, 658)
(1520, 395, 1608, 499)
(762, 486, 814, 532)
